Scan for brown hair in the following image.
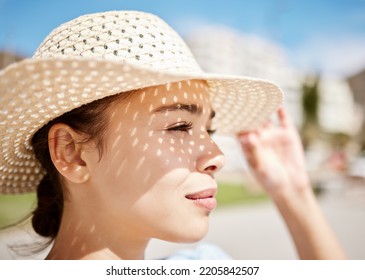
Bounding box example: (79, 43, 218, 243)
(31, 91, 134, 239)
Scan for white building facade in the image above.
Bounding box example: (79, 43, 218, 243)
(185, 26, 303, 127)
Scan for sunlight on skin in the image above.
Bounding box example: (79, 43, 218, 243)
(140, 91, 146, 102)
(82, 81, 225, 241)
(50, 80, 227, 260)
(135, 157, 146, 170)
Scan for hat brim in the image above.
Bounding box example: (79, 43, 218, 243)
(0, 57, 283, 193)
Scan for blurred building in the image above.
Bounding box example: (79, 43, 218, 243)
(185, 25, 362, 176)
(348, 68, 365, 148)
(185, 26, 361, 137)
(184, 26, 303, 127)
(0, 51, 25, 70)
(185, 26, 303, 174)
(348, 69, 365, 105)
(319, 77, 361, 135)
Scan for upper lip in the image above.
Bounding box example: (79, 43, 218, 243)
(185, 188, 217, 200)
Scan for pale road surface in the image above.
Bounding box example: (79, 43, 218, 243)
(146, 186, 365, 260)
(0, 184, 364, 259)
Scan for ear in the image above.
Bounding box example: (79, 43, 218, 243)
(48, 123, 91, 184)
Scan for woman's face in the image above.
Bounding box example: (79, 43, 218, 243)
(86, 80, 225, 243)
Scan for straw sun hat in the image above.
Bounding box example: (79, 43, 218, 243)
(0, 10, 283, 194)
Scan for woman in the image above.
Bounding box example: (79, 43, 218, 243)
(0, 10, 345, 259)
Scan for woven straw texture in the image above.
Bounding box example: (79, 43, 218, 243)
(0, 11, 283, 194)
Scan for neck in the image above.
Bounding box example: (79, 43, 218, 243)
(46, 202, 149, 260)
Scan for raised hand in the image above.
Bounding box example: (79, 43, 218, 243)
(237, 107, 310, 201)
(237, 107, 346, 259)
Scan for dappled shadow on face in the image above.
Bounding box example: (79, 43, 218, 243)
(101, 79, 223, 196)
(52, 80, 226, 259)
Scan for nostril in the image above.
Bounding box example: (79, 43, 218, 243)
(205, 165, 217, 172)
(197, 149, 225, 174)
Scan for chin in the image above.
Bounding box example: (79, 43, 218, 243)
(162, 220, 210, 244)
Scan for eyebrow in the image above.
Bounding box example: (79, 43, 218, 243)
(152, 103, 216, 119)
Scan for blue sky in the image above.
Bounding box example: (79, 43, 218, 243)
(0, 0, 364, 77)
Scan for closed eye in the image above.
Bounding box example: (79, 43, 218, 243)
(167, 122, 193, 133)
(167, 122, 216, 137)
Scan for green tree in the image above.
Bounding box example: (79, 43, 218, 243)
(301, 76, 321, 148)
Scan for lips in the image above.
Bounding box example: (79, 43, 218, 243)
(185, 188, 217, 211)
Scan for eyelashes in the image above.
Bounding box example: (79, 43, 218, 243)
(167, 122, 216, 136)
(167, 122, 193, 133)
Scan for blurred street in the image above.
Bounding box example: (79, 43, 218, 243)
(146, 182, 365, 260)
(0, 181, 364, 259)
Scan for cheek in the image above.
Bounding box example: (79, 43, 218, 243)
(96, 127, 211, 198)
(130, 138, 193, 189)
(96, 133, 191, 189)
(134, 132, 195, 166)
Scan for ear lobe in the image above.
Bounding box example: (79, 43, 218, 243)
(48, 123, 90, 184)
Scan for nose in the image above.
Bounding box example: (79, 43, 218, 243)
(196, 139, 226, 175)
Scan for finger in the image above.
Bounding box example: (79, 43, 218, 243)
(262, 119, 272, 129)
(237, 131, 258, 146)
(238, 134, 259, 169)
(277, 106, 290, 128)
(242, 133, 259, 170)
(237, 132, 250, 150)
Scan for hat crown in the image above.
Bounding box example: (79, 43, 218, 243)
(0, 10, 283, 194)
(34, 11, 202, 73)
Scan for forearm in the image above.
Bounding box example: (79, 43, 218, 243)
(273, 187, 346, 259)
(238, 108, 346, 259)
